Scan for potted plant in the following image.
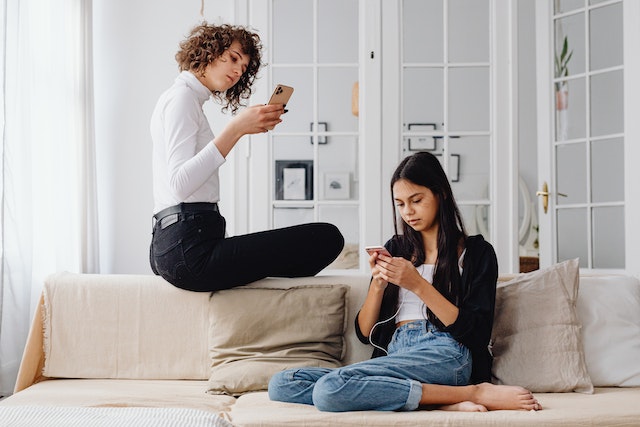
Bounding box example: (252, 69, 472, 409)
(554, 35, 573, 110)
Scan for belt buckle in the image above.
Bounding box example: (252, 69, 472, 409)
(160, 213, 179, 229)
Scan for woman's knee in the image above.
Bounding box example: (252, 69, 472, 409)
(311, 372, 349, 412)
(267, 370, 291, 402)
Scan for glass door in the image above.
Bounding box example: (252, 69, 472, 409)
(265, 0, 361, 270)
(401, 0, 492, 240)
(537, 0, 625, 269)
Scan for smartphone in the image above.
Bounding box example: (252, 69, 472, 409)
(365, 245, 391, 257)
(268, 84, 294, 107)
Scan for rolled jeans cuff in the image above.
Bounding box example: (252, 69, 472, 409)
(400, 379, 423, 411)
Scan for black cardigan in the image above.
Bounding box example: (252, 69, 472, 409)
(354, 234, 498, 384)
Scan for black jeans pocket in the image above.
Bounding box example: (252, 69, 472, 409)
(150, 212, 225, 290)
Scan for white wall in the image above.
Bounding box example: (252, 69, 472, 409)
(92, 0, 235, 273)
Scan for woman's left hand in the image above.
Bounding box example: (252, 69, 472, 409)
(374, 254, 424, 293)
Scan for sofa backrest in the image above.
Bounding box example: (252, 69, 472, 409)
(36, 271, 640, 387)
(40, 272, 374, 381)
(42, 272, 211, 380)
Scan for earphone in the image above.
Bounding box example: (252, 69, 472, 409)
(368, 291, 406, 355)
(368, 265, 428, 355)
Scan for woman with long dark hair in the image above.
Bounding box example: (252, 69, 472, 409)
(268, 151, 541, 412)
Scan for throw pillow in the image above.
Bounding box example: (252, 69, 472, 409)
(207, 285, 348, 396)
(491, 258, 593, 393)
(577, 275, 640, 386)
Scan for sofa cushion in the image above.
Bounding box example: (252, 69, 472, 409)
(491, 258, 593, 393)
(577, 275, 640, 386)
(207, 284, 348, 396)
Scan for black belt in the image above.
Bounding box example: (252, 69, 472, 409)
(153, 202, 219, 229)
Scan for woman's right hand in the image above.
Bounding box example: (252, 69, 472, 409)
(368, 252, 388, 292)
(230, 104, 285, 135)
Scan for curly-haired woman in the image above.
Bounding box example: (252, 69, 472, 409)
(150, 23, 344, 292)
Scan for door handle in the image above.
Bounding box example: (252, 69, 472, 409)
(536, 182, 567, 213)
(536, 182, 549, 214)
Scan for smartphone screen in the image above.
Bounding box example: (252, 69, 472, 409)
(365, 246, 391, 257)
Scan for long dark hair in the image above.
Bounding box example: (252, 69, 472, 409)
(390, 152, 468, 327)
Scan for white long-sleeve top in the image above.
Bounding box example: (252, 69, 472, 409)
(151, 70, 226, 214)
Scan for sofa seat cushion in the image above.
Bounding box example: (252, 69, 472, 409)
(0, 379, 235, 414)
(228, 388, 640, 427)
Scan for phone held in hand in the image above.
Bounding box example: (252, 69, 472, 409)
(365, 245, 391, 257)
(268, 84, 294, 107)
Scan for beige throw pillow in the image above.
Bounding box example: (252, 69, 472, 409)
(491, 258, 593, 393)
(207, 285, 348, 396)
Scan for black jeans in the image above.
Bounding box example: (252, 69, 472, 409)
(149, 206, 345, 292)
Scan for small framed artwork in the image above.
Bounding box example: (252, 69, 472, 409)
(275, 160, 314, 200)
(310, 122, 328, 144)
(436, 154, 460, 182)
(407, 123, 437, 151)
(324, 172, 350, 200)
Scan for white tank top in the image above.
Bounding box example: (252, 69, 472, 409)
(395, 250, 466, 323)
(395, 264, 434, 323)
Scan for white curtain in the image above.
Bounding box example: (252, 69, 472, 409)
(0, 0, 99, 396)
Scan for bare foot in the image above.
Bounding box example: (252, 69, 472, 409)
(440, 401, 488, 412)
(472, 383, 542, 411)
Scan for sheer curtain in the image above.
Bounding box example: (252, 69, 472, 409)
(0, 0, 99, 396)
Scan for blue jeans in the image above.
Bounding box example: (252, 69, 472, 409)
(268, 320, 472, 412)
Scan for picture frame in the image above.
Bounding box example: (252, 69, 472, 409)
(323, 172, 350, 200)
(275, 160, 314, 200)
(435, 153, 460, 182)
(407, 123, 437, 151)
(310, 121, 328, 144)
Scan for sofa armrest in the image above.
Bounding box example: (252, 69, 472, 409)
(14, 294, 48, 393)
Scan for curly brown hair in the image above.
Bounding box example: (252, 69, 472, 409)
(175, 22, 263, 113)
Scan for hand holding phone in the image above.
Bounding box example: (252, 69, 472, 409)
(268, 84, 294, 107)
(365, 245, 391, 257)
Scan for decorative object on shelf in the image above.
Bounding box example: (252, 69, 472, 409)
(323, 172, 350, 200)
(435, 153, 460, 182)
(351, 82, 359, 117)
(275, 160, 313, 200)
(310, 122, 328, 145)
(406, 123, 437, 151)
(555, 35, 573, 140)
(554, 35, 573, 99)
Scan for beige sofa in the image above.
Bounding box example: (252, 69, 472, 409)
(1, 265, 640, 426)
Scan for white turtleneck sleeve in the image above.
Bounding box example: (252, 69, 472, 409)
(151, 71, 226, 214)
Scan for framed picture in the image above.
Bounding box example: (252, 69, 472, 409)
(436, 154, 460, 182)
(310, 121, 328, 144)
(407, 123, 437, 151)
(275, 160, 314, 200)
(323, 172, 350, 200)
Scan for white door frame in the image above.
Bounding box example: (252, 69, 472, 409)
(534, 0, 554, 269)
(624, 0, 640, 274)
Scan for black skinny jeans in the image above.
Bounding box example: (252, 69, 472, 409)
(149, 206, 345, 292)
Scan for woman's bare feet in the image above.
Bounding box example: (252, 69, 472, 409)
(440, 401, 488, 412)
(472, 383, 542, 411)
